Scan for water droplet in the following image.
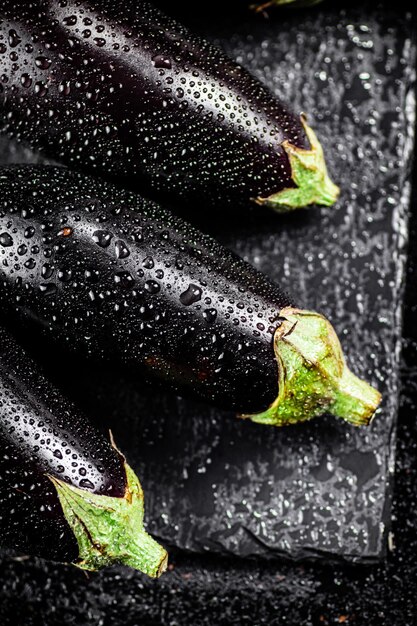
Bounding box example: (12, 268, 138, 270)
(142, 256, 154, 269)
(39, 283, 57, 296)
(94, 37, 106, 47)
(152, 54, 172, 69)
(0, 233, 13, 247)
(8, 29, 21, 48)
(41, 263, 54, 279)
(17, 244, 27, 256)
(34, 81, 48, 97)
(180, 284, 202, 306)
(203, 308, 217, 324)
(53, 449, 63, 459)
(24, 258, 36, 269)
(24, 226, 35, 238)
(21, 74, 33, 88)
(35, 56, 52, 70)
(115, 240, 130, 259)
(58, 267, 72, 282)
(114, 271, 134, 288)
(79, 478, 94, 490)
(93, 230, 112, 247)
(84, 268, 99, 282)
(145, 280, 160, 294)
(132, 229, 143, 243)
(63, 15, 77, 26)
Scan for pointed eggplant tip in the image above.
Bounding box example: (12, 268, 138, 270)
(255, 116, 340, 212)
(241, 307, 381, 427)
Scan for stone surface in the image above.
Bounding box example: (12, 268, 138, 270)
(0, 0, 415, 570)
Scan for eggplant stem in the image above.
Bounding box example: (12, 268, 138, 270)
(251, 0, 323, 9)
(255, 115, 340, 211)
(241, 307, 381, 427)
(49, 462, 167, 577)
(250, 1, 274, 12)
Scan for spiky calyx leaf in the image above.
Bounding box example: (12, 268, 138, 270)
(242, 308, 381, 427)
(50, 462, 167, 577)
(255, 116, 339, 212)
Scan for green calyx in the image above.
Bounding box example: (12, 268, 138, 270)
(243, 307, 381, 427)
(255, 116, 340, 212)
(50, 462, 167, 577)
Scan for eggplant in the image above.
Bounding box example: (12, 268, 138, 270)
(0, 324, 167, 575)
(0, 0, 337, 213)
(0, 165, 379, 426)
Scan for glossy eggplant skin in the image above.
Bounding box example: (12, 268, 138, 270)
(0, 326, 126, 563)
(0, 0, 309, 209)
(0, 166, 293, 414)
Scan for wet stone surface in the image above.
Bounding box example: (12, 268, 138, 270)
(0, 0, 415, 575)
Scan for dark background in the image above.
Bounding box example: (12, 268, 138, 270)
(1, 1, 417, 624)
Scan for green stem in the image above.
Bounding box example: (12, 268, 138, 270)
(242, 307, 381, 427)
(50, 462, 167, 577)
(255, 115, 340, 212)
(252, 0, 323, 11)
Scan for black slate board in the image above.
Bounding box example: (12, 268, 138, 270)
(0, 1, 415, 566)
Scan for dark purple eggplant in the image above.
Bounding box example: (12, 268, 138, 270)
(0, 165, 379, 426)
(0, 324, 167, 575)
(0, 0, 338, 213)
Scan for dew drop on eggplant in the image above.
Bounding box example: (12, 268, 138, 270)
(152, 54, 172, 69)
(24, 227, 35, 239)
(41, 263, 54, 279)
(0, 233, 13, 247)
(39, 283, 57, 296)
(115, 240, 130, 259)
(58, 267, 72, 282)
(79, 478, 95, 490)
(203, 308, 217, 324)
(143, 256, 154, 269)
(180, 284, 202, 306)
(8, 29, 21, 48)
(62, 15, 77, 26)
(93, 230, 112, 248)
(21, 73, 32, 88)
(24, 258, 36, 269)
(145, 280, 160, 294)
(35, 56, 51, 70)
(114, 270, 134, 288)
